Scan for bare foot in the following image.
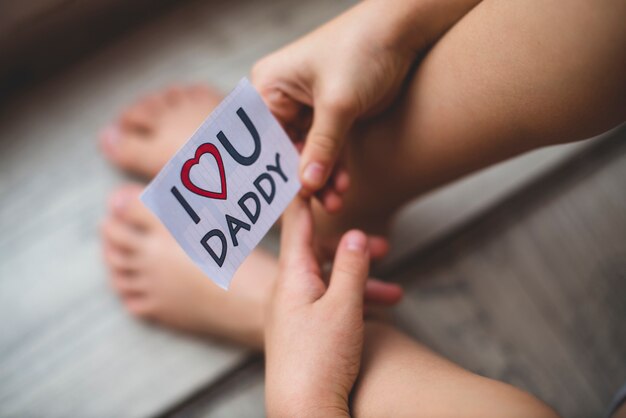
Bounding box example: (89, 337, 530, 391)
(100, 84, 223, 178)
(100, 184, 276, 349)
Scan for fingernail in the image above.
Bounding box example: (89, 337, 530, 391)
(345, 230, 367, 252)
(267, 88, 283, 102)
(303, 162, 325, 186)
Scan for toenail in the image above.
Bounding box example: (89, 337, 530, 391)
(112, 192, 130, 212)
(102, 125, 121, 150)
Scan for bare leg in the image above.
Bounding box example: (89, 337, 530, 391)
(353, 321, 559, 418)
(315, 0, 626, 239)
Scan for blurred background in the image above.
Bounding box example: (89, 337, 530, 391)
(0, 1, 624, 417)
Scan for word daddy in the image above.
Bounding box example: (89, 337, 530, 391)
(142, 78, 300, 289)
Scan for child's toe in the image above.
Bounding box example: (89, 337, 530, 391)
(108, 185, 155, 230)
(101, 217, 142, 253)
(124, 295, 157, 318)
(164, 85, 184, 105)
(119, 104, 154, 132)
(103, 243, 138, 272)
(110, 271, 144, 296)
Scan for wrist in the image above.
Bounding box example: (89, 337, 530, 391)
(267, 390, 351, 418)
(271, 404, 350, 418)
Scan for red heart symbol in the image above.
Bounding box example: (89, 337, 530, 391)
(180, 143, 227, 200)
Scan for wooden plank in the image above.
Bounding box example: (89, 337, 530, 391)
(166, 357, 265, 418)
(194, 371, 265, 418)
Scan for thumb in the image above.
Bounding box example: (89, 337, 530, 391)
(279, 196, 314, 269)
(325, 230, 370, 310)
(300, 103, 355, 192)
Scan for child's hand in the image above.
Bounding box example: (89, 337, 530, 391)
(265, 197, 387, 417)
(252, 1, 417, 212)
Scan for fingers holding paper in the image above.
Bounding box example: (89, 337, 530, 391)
(277, 196, 403, 307)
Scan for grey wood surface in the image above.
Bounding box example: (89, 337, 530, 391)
(1, 0, 622, 417)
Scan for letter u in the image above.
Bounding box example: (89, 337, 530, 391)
(217, 107, 261, 166)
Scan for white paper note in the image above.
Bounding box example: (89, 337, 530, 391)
(141, 78, 300, 289)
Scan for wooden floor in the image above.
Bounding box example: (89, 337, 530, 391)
(1, 1, 624, 417)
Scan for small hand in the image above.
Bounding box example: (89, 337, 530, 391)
(252, 1, 417, 212)
(265, 197, 401, 417)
